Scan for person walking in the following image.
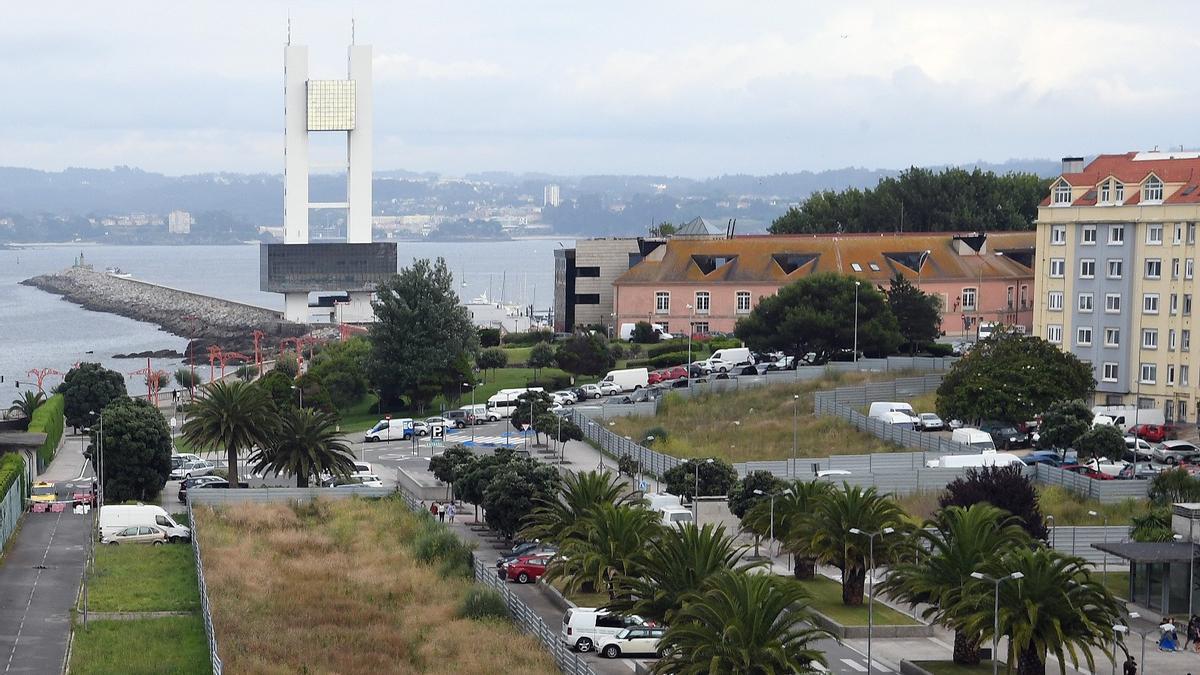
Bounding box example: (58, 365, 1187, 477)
(430, 501, 439, 518)
(1187, 615, 1199, 651)
(447, 503, 457, 523)
(437, 502, 446, 522)
(1122, 655, 1137, 675)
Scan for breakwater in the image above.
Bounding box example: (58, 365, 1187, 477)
(21, 267, 305, 359)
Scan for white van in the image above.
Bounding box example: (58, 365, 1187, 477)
(659, 506, 693, 527)
(926, 451, 1023, 469)
(486, 388, 545, 420)
(560, 608, 647, 653)
(876, 411, 917, 429)
(868, 402, 917, 421)
(618, 323, 674, 341)
(977, 321, 999, 340)
(951, 427, 997, 451)
(459, 404, 488, 424)
(705, 347, 752, 372)
(601, 368, 649, 392)
(98, 504, 191, 542)
(1090, 405, 1165, 429)
(364, 418, 413, 442)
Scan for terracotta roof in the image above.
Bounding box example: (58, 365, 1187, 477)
(1043, 152, 1200, 206)
(615, 231, 1035, 286)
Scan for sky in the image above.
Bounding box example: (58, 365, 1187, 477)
(4, 1, 1200, 178)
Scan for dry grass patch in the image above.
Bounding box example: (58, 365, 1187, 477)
(195, 498, 556, 675)
(609, 371, 912, 463)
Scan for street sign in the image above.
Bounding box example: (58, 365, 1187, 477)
(431, 425, 445, 441)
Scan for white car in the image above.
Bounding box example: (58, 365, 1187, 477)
(917, 413, 945, 432)
(331, 474, 385, 488)
(598, 382, 622, 396)
(690, 360, 713, 375)
(424, 416, 452, 430)
(552, 391, 577, 405)
(580, 384, 603, 399)
(411, 421, 430, 436)
(170, 459, 215, 480)
(598, 626, 668, 659)
(103, 525, 168, 546)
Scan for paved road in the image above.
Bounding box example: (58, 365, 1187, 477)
(0, 511, 90, 675)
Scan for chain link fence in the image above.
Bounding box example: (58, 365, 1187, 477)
(187, 501, 223, 675)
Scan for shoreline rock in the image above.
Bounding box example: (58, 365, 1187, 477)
(112, 349, 186, 359)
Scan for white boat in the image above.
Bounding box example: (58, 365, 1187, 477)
(105, 266, 132, 278)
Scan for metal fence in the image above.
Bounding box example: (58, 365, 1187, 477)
(187, 501, 223, 675)
(1031, 464, 1151, 503)
(572, 409, 682, 479)
(0, 470, 24, 552)
(1048, 525, 1132, 564)
(185, 486, 394, 505)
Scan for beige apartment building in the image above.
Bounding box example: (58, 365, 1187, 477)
(1034, 152, 1200, 424)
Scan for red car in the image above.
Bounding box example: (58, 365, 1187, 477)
(499, 554, 552, 584)
(1127, 424, 1173, 443)
(662, 366, 688, 380)
(647, 371, 665, 385)
(1061, 464, 1116, 480)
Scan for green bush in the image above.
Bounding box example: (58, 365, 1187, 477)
(648, 352, 692, 368)
(526, 374, 573, 390)
(457, 587, 511, 621)
(504, 330, 555, 346)
(925, 342, 955, 357)
(0, 453, 26, 498)
(479, 328, 502, 348)
(27, 394, 64, 466)
(648, 340, 695, 359)
(409, 515, 475, 579)
(625, 359, 653, 368)
(707, 337, 742, 350)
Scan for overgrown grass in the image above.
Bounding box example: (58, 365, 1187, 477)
(607, 372, 911, 463)
(194, 497, 556, 674)
(912, 661, 1004, 674)
(549, 577, 610, 608)
(1101, 571, 1131, 600)
(69, 615, 210, 675)
(895, 486, 1150, 526)
(87, 544, 200, 612)
(796, 575, 920, 626)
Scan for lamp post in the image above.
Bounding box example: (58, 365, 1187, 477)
(693, 458, 714, 522)
(754, 487, 790, 561)
(1174, 533, 1196, 617)
(292, 385, 303, 409)
(970, 570, 1024, 675)
(1127, 612, 1158, 673)
(850, 526, 894, 673)
(463, 382, 475, 444)
(1111, 624, 1128, 675)
(1046, 514, 1055, 549)
(791, 394, 799, 479)
(1089, 510, 1109, 586)
(917, 249, 931, 290)
(686, 303, 694, 393)
(853, 281, 861, 365)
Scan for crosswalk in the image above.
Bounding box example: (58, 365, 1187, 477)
(837, 659, 892, 673)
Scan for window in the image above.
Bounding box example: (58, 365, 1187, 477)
(1110, 225, 1125, 244)
(1169, 366, 1177, 386)
(1050, 225, 1066, 245)
(1143, 293, 1160, 314)
(868, 263, 880, 271)
(962, 287, 977, 311)
(694, 291, 710, 314)
(692, 321, 708, 334)
(1076, 327, 1092, 346)
(1142, 328, 1158, 349)
(1047, 324, 1063, 343)
(1188, 259, 1195, 279)
(1170, 329, 1177, 351)
(1115, 182, 1125, 202)
(1190, 223, 1197, 244)
(1145, 259, 1162, 279)
(1148, 223, 1164, 244)
(1079, 259, 1095, 278)
(1183, 366, 1190, 387)
(1105, 293, 1121, 313)
(575, 266, 600, 278)
(1081, 225, 1097, 244)
(735, 291, 751, 314)
(1141, 363, 1158, 384)
(1173, 258, 1181, 279)
(655, 291, 670, 313)
(1107, 259, 1123, 278)
(1047, 291, 1064, 311)
(1075, 292, 1090, 312)
(1144, 177, 1164, 203)
(1187, 294, 1194, 316)
(1176, 223, 1185, 244)
(1171, 293, 1179, 315)
(1100, 182, 1110, 203)
(1185, 330, 1192, 352)
(1103, 362, 1119, 382)
(573, 293, 600, 304)
(1105, 328, 1121, 347)
(1053, 182, 1072, 205)
(1050, 258, 1065, 277)
(851, 263, 862, 272)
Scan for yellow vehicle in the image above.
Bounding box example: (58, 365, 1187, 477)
(30, 482, 57, 504)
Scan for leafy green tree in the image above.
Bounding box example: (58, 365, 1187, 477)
(478, 327, 501, 348)
(734, 273, 903, 363)
(1073, 424, 1125, 463)
(651, 571, 828, 674)
(427, 444, 478, 500)
(886, 272, 942, 353)
(1036, 400, 1092, 452)
(368, 257, 480, 409)
(936, 330, 1093, 425)
(233, 365, 255, 382)
(273, 353, 299, 379)
(510, 390, 553, 443)
(755, 479, 833, 579)
(482, 459, 560, 539)
(521, 470, 632, 544)
(630, 321, 660, 344)
(607, 523, 755, 625)
(555, 332, 616, 377)
(527, 342, 557, 381)
(547, 503, 661, 600)
(940, 465, 1048, 540)
(662, 457, 738, 502)
(8, 390, 46, 429)
(953, 547, 1122, 675)
(60, 362, 128, 429)
(257, 369, 295, 410)
(879, 504, 1031, 665)
(308, 336, 371, 408)
(535, 414, 582, 447)
(454, 453, 502, 521)
(476, 347, 508, 381)
(97, 398, 172, 504)
(248, 407, 356, 487)
(728, 471, 786, 557)
(800, 484, 906, 605)
(1148, 468, 1200, 505)
(181, 380, 277, 487)
(293, 372, 336, 415)
(173, 368, 202, 390)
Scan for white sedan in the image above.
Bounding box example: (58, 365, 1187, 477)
(104, 525, 168, 546)
(917, 413, 945, 431)
(598, 382, 623, 396)
(170, 459, 215, 480)
(598, 627, 668, 659)
(331, 474, 385, 488)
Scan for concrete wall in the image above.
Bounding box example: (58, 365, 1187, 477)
(573, 238, 648, 330)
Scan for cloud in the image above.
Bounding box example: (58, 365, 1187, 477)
(374, 52, 505, 81)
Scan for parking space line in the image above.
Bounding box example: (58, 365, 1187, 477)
(841, 659, 868, 672)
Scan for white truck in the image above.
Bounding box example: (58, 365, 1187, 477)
(601, 368, 649, 392)
(868, 401, 918, 420)
(98, 504, 192, 542)
(703, 347, 753, 373)
(925, 451, 1023, 469)
(951, 427, 997, 451)
(1090, 405, 1165, 429)
(486, 388, 545, 420)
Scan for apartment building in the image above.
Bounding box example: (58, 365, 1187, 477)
(554, 237, 665, 332)
(1034, 152, 1200, 423)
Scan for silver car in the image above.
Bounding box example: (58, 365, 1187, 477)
(917, 413, 944, 431)
(1153, 440, 1200, 466)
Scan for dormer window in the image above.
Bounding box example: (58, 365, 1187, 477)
(1100, 182, 1110, 203)
(1052, 181, 1072, 205)
(1144, 176, 1164, 203)
(1115, 182, 1125, 202)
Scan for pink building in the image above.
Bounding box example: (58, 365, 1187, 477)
(612, 231, 1036, 338)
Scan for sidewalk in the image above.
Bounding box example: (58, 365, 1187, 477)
(38, 430, 91, 483)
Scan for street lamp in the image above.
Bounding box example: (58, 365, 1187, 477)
(970, 570, 1024, 675)
(1174, 533, 1196, 617)
(849, 526, 894, 673)
(463, 382, 475, 444)
(1045, 514, 1055, 549)
(1111, 624, 1128, 675)
(1127, 612, 1159, 673)
(686, 303, 694, 393)
(292, 385, 303, 409)
(1089, 510, 1109, 585)
(853, 281, 861, 365)
(791, 394, 799, 479)
(754, 487, 791, 561)
(693, 458, 714, 521)
(917, 249, 931, 290)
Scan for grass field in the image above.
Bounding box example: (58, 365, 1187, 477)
(1101, 570, 1131, 600)
(894, 486, 1150, 526)
(194, 497, 556, 675)
(502, 346, 532, 365)
(87, 544, 200, 612)
(69, 615, 211, 675)
(912, 661, 1003, 674)
(796, 575, 920, 626)
(607, 372, 912, 463)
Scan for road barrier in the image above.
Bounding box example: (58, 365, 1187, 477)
(187, 501, 223, 675)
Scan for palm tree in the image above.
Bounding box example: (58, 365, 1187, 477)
(953, 547, 1123, 675)
(607, 522, 759, 625)
(652, 571, 828, 674)
(797, 483, 905, 605)
(879, 504, 1031, 665)
(181, 380, 277, 486)
(8, 391, 47, 429)
(248, 407, 356, 487)
(747, 479, 832, 579)
(519, 469, 632, 544)
(546, 503, 661, 599)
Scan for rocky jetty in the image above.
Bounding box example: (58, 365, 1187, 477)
(22, 267, 306, 360)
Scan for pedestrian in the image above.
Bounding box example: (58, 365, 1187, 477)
(1123, 656, 1137, 675)
(430, 501, 439, 517)
(437, 502, 446, 522)
(1187, 615, 1199, 650)
(447, 503, 457, 523)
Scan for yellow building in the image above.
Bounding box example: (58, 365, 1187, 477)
(1035, 152, 1200, 423)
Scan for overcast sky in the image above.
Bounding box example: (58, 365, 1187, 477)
(4, 1, 1198, 177)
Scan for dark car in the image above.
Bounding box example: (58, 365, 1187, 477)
(1020, 451, 1063, 467)
(444, 410, 472, 428)
(177, 475, 226, 503)
(979, 421, 1030, 449)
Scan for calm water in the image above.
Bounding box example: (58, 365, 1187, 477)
(0, 240, 563, 401)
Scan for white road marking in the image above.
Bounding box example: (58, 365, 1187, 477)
(927, 637, 953, 650)
(841, 658, 868, 672)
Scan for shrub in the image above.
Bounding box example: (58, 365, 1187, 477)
(940, 465, 1047, 540)
(1149, 468, 1200, 505)
(609, 343, 626, 360)
(631, 321, 660, 344)
(707, 337, 742, 350)
(504, 330, 555, 346)
(526, 374, 573, 390)
(643, 426, 669, 444)
(0, 453, 26, 497)
(625, 359, 653, 368)
(479, 328, 502, 348)
(648, 352, 692, 368)
(457, 587, 511, 622)
(274, 353, 299, 378)
(27, 394, 64, 466)
(409, 515, 475, 578)
(924, 342, 954, 357)
(617, 454, 642, 478)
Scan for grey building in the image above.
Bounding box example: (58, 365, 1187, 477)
(554, 237, 663, 332)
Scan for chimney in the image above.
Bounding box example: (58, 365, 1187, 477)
(1061, 156, 1084, 175)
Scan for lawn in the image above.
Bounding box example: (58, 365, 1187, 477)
(87, 544, 200, 612)
(607, 371, 913, 463)
(69, 615, 211, 675)
(1101, 570, 1131, 600)
(502, 346, 532, 365)
(895, 486, 1150, 526)
(549, 578, 610, 608)
(796, 575, 919, 626)
(911, 661, 1004, 674)
(194, 497, 556, 675)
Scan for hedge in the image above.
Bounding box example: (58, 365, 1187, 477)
(647, 341, 708, 359)
(27, 394, 65, 466)
(527, 374, 573, 390)
(504, 330, 555, 346)
(925, 343, 955, 357)
(0, 453, 24, 498)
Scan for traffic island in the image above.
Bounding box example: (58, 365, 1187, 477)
(796, 576, 934, 640)
(900, 660, 1004, 674)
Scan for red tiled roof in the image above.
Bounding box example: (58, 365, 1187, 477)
(1047, 152, 1200, 207)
